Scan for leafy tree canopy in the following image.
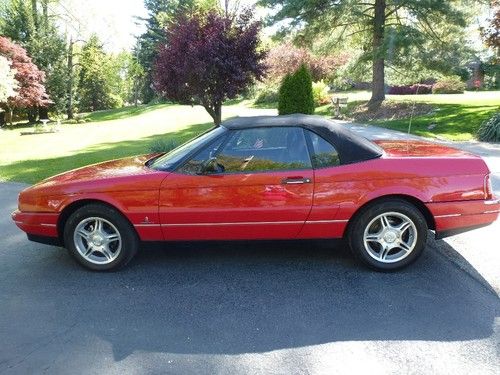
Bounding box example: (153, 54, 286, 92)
(153, 9, 267, 125)
(0, 35, 48, 110)
(134, 0, 219, 103)
(0, 0, 68, 114)
(0, 55, 18, 104)
(77, 35, 117, 112)
(258, 0, 474, 105)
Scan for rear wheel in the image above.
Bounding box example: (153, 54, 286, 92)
(347, 199, 428, 271)
(63, 204, 138, 271)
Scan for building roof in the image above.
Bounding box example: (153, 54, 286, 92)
(221, 114, 382, 164)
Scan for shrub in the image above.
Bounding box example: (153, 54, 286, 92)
(278, 64, 315, 115)
(388, 84, 432, 95)
(254, 85, 279, 105)
(149, 138, 179, 153)
(477, 113, 500, 142)
(312, 80, 330, 106)
(432, 77, 465, 94)
(108, 93, 124, 109)
(265, 42, 348, 82)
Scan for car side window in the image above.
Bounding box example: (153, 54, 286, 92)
(177, 136, 226, 174)
(306, 130, 340, 168)
(215, 127, 312, 173)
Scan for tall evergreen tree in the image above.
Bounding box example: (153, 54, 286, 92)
(258, 0, 469, 108)
(77, 35, 114, 112)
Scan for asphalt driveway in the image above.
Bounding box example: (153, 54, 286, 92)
(0, 181, 499, 374)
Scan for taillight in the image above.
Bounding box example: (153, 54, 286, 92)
(484, 174, 493, 199)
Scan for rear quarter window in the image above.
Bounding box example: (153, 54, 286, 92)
(306, 130, 340, 168)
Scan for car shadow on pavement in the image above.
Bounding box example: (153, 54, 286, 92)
(2, 236, 497, 365)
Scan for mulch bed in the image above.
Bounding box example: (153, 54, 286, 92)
(346, 101, 435, 122)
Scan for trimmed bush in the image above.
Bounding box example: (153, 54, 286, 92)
(388, 84, 432, 95)
(278, 64, 315, 115)
(477, 113, 500, 142)
(312, 80, 331, 106)
(254, 85, 279, 105)
(432, 77, 465, 94)
(149, 138, 179, 153)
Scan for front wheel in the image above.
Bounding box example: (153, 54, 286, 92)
(63, 204, 138, 271)
(347, 199, 428, 271)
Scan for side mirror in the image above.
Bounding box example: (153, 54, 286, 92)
(198, 157, 221, 174)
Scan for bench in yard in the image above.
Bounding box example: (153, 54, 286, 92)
(331, 96, 348, 117)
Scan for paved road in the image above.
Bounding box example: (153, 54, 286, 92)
(0, 181, 499, 374)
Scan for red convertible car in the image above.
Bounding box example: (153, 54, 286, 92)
(12, 115, 499, 271)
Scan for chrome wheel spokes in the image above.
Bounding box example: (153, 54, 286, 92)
(73, 217, 122, 265)
(363, 212, 417, 263)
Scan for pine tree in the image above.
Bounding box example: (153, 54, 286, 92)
(278, 65, 314, 115)
(258, 0, 469, 108)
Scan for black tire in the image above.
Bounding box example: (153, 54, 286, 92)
(63, 203, 138, 271)
(347, 199, 428, 271)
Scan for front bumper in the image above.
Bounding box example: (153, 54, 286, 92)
(11, 210, 59, 238)
(427, 198, 500, 239)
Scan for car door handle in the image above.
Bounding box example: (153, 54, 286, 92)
(281, 177, 311, 184)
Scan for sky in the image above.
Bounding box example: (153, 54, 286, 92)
(52, 0, 493, 54)
(54, 0, 149, 53)
(54, 0, 262, 53)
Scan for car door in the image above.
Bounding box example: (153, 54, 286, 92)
(159, 126, 314, 240)
(297, 129, 342, 238)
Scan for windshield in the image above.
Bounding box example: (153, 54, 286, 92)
(149, 127, 226, 170)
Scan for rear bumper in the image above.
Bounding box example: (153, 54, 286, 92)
(427, 198, 500, 239)
(11, 210, 59, 238)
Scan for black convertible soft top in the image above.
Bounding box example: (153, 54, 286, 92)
(221, 114, 383, 165)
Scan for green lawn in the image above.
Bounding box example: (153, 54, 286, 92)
(316, 90, 500, 141)
(1, 91, 499, 184)
(0, 102, 274, 184)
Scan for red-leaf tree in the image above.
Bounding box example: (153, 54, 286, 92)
(153, 9, 266, 125)
(0, 36, 49, 119)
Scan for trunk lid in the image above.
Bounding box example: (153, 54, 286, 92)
(374, 140, 479, 159)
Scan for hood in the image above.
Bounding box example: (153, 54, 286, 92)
(27, 154, 166, 196)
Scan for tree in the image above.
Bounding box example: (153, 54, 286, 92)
(481, 1, 500, 50)
(153, 10, 266, 125)
(278, 64, 314, 115)
(77, 35, 115, 112)
(0, 36, 49, 124)
(265, 41, 348, 82)
(259, 0, 468, 107)
(1, 0, 68, 116)
(135, 0, 219, 103)
(0, 55, 18, 104)
(481, 1, 500, 88)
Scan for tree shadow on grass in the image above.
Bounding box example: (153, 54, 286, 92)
(1, 121, 215, 183)
(79, 103, 174, 123)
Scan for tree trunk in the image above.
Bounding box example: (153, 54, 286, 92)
(0, 112, 5, 127)
(203, 102, 222, 126)
(368, 0, 386, 109)
(31, 0, 39, 31)
(42, 0, 48, 27)
(213, 104, 222, 126)
(67, 38, 74, 120)
(39, 107, 49, 120)
(7, 107, 13, 126)
(28, 108, 38, 123)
